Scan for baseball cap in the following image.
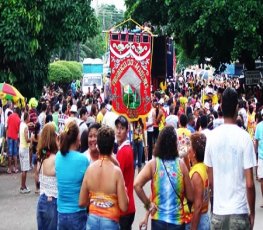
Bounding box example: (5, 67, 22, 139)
(70, 104, 78, 113)
(115, 115, 128, 129)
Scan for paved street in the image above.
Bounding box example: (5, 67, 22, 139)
(0, 167, 263, 229)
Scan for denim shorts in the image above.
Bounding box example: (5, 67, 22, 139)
(7, 138, 18, 156)
(211, 213, 250, 230)
(86, 214, 120, 230)
(58, 210, 87, 230)
(32, 153, 38, 165)
(151, 219, 185, 230)
(185, 212, 210, 230)
(37, 194, 58, 230)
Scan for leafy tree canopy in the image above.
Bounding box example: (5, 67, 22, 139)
(51, 4, 123, 62)
(0, 0, 97, 97)
(125, 0, 263, 70)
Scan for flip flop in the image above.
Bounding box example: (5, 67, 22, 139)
(12, 169, 19, 173)
(7, 169, 11, 174)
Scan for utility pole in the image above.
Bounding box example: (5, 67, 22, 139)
(103, 10, 105, 31)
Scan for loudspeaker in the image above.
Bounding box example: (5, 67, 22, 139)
(151, 36, 166, 79)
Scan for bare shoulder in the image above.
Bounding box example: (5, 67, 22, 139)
(114, 165, 123, 176)
(179, 159, 188, 175)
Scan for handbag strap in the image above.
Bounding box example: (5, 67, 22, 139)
(161, 159, 183, 204)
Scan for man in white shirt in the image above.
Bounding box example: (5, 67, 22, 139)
(146, 102, 156, 160)
(102, 104, 118, 130)
(78, 107, 88, 137)
(165, 105, 178, 130)
(37, 103, 47, 131)
(204, 87, 256, 229)
(4, 101, 13, 129)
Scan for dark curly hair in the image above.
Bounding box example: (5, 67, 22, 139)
(154, 126, 178, 160)
(97, 126, 115, 156)
(190, 132, 206, 162)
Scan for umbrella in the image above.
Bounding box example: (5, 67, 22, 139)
(0, 83, 25, 107)
(0, 83, 17, 97)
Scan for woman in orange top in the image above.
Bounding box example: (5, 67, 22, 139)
(79, 126, 128, 230)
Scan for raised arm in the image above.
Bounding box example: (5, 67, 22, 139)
(180, 160, 194, 202)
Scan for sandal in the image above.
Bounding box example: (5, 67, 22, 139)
(13, 169, 19, 173)
(7, 169, 11, 174)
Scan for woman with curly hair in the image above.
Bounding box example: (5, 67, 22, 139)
(134, 126, 193, 230)
(186, 132, 210, 230)
(36, 123, 59, 230)
(79, 126, 128, 229)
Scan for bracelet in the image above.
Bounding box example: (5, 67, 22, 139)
(144, 200, 151, 211)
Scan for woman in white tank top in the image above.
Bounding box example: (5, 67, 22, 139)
(36, 123, 59, 230)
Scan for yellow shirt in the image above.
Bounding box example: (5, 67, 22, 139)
(96, 111, 104, 124)
(179, 96, 188, 109)
(189, 163, 209, 214)
(176, 128, 191, 157)
(176, 127, 191, 138)
(19, 122, 29, 148)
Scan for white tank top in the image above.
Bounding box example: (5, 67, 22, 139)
(147, 108, 154, 132)
(39, 163, 58, 198)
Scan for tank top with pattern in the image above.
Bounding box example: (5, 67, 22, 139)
(151, 157, 185, 225)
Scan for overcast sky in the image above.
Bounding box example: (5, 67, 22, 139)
(91, 0, 126, 10)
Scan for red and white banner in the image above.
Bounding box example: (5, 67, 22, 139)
(110, 32, 152, 120)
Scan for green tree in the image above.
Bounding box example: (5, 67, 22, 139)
(0, 0, 97, 97)
(125, 0, 263, 70)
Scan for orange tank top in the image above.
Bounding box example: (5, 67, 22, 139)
(89, 191, 120, 222)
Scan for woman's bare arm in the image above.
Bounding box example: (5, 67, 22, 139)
(190, 172, 204, 230)
(180, 160, 194, 202)
(79, 170, 90, 207)
(116, 168, 129, 212)
(134, 160, 154, 206)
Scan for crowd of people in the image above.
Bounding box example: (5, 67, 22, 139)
(0, 73, 262, 230)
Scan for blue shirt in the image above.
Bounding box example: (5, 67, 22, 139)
(187, 124, 195, 133)
(255, 121, 263, 159)
(55, 150, 89, 213)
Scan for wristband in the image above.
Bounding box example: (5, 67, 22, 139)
(144, 200, 151, 210)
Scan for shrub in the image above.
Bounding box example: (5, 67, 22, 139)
(48, 61, 82, 83)
(57, 61, 82, 80)
(48, 62, 73, 83)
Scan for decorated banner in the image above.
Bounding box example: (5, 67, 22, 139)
(110, 32, 152, 120)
